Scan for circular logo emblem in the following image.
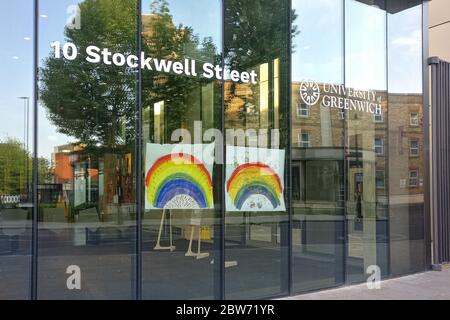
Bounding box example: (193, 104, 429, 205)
(300, 80, 320, 106)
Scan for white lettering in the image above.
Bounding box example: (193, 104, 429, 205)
(126, 55, 138, 68)
(101, 48, 112, 65)
(153, 58, 173, 73)
(52, 42, 259, 83)
(375, 104, 382, 115)
(86, 45, 101, 63)
(322, 95, 331, 108)
(241, 72, 250, 83)
(202, 63, 215, 79)
(172, 61, 184, 75)
(66, 265, 81, 290)
(367, 265, 381, 289)
(141, 52, 152, 70)
(112, 53, 126, 66)
(230, 70, 240, 82)
(250, 70, 258, 84)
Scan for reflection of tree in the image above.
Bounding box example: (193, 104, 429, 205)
(40, 0, 138, 150)
(142, 0, 219, 137)
(223, 0, 297, 139)
(0, 139, 50, 195)
(40, 0, 220, 146)
(224, 0, 298, 69)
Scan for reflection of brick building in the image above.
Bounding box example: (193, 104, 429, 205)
(387, 94, 424, 200)
(51, 144, 134, 215)
(291, 81, 424, 213)
(52, 144, 78, 184)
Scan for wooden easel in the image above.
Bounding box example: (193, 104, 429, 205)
(185, 223, 210, 260)
(154, 208, 176, 251)
(185, 210, 209, 259)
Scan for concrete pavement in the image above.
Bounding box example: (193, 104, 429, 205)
(285, 269, 450, 300)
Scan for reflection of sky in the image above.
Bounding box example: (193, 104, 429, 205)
(142, 0, 221, 47)
(388, 6, 423, 93)
(1, 0, 422, 159)
(345, 0, 387, 91)
(292, 0, 344, 84)
(292, 0, 422, 93)
(0, 0, 34, 147)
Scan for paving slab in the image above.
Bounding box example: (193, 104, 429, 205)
(285, 269, 450, 300)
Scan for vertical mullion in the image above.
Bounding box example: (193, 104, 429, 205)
(136, 0, 143, 301)
(385, 0, 391, 278)
(445, 62, 449, 262)
(342, 0, 348, 286)
(430, 59, 439, 265)
(444, 63, 450, 262)
(422, 1, 432, 270)
(31, 0, 39, 301)
(287, 0, 293, 297)
(219, 0, 226, 301)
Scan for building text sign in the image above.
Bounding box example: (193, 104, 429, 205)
(300, 80, 383, 115)
(51, 41, 258, 84)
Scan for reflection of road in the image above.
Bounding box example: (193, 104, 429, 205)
(0, 229, 287, 299)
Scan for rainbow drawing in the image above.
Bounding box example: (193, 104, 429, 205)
(145, 148, 214, 210)
(226, 162, 283, 210)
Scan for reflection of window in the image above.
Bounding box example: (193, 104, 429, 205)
(410, 113, 419, 126)
(297, 103, 309, 118)
(409, 170, 419, 187)
(376, 170, 385, 189)
(373, 112, 383, 123)
(305, 161, 340, 202)
(375, 138, 384, 155)
(410, 140, 419, 156)
(292, 165, 301, 200)
(299, 133, 311, 148)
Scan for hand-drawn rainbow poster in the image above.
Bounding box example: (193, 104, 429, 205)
(145, 143, 215, 210)
(225, 146, 286, 212)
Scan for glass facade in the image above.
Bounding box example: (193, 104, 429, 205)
(0, 0, 428, 299)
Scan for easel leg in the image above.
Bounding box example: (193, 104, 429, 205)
(185, 226, 196, 257)
(154, 209, 176, 251)
(169, 209, 174, 251)
(196, 226, 209, 260)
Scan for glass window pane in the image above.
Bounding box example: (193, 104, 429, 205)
(0, 0, 34, 299)
(37, 0, 138, 299)
(345, 0, 389, 283)
(387, 2, 425, 276)
(140, 0, 222, 300)
(224, 0, 290, 299)
(291, 0, 345, 293)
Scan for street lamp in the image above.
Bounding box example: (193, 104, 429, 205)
(18, 97, 30, 201)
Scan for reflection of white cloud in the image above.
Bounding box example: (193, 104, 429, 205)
(392, 30, 421, 55)
(346, 51, 386, 91)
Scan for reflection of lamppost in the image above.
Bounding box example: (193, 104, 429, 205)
(18, 97, 30, 201)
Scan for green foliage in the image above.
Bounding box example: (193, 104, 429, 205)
(142, 0, 219, 137)
(224, 0, 298, 70)
(40, 0, 138, 149)
(0, 139, 29, 195)
(40, 0, 219, 147)
(0, 139, 50, 195)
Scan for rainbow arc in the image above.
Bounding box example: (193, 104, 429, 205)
(227, 162, 282, 210)
(146, 153, 213, 209)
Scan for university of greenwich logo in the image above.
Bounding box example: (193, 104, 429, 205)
(299, 79, 321, 106)
(298, 80, 383, 116)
